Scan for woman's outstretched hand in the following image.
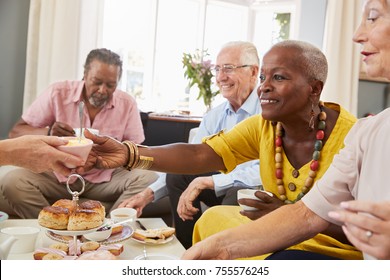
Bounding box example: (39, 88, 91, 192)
(76, 129, 128, 173)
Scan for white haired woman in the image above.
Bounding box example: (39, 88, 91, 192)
(181, 0, 390, 260)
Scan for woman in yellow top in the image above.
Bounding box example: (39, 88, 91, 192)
(191, 41, 360, 260)
(192, 102, 358, 259)
(81, 40, 361, 259)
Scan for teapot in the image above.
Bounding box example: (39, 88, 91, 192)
(0, 234, 17, 260)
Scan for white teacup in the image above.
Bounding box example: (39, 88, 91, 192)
(56, 136, 93, 168)
(110, 208, 137, 227)
(0, 226, 40, 254)
(237, 189, 273, 211)
(74, 128, 99, 138)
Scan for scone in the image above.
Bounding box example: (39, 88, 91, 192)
(52, 199, 77, 213)
(33, 248, 67, 260)
(38, 206, 69, 230)
(42, 252, 65, 260)
(49, 242, 69, 254)
(81, 241, 100, 253)
(79, 200, 105, 220)
(67, 209, 103, 231)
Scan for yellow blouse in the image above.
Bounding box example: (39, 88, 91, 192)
(197, 102, 362, 259)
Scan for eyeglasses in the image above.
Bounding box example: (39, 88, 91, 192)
(211, 64, 251, 75)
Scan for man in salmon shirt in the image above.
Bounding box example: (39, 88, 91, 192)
(0, 48, 158, 218)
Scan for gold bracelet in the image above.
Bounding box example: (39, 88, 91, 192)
(123, 141, 136, 170)
(122, 141, 154, 170)
(133, 143, 140, 168)
(133, 155, 154, 170)
(128, 142, 136, 169)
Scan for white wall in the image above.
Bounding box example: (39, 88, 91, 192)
(297, 0, 327, 48)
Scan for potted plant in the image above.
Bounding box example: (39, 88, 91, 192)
(182, 49, 219, 111)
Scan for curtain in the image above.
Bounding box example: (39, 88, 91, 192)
(23, 0, 103, 111)
(321, 0, 362, 116)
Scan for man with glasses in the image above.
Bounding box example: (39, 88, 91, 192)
(167, 41, 262, 248)
(211, 64, 252, 75)
(117, 41, 262, 249)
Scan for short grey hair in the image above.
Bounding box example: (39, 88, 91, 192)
(272, 40, 328, 83)
(84, 48, 123, 79)
(221, 41, 260, 66)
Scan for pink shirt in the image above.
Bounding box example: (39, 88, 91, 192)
(22, 80, 144, 183)
(302, 108, 390, 259)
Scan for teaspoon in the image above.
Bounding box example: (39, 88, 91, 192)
(78, 101, 84, 142)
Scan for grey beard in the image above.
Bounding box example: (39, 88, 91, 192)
(89, 95, 108, 108)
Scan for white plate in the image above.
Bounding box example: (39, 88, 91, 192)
(0, 211, 9, 222)
(134, 253, 179, 260)
(41, 218, 108, 236)
(45, 226, 100, 236)
(47, 225, 134, 245)
(131, 235, 174, 245)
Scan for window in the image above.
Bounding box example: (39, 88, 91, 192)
(102, 0, 296, 114)
(251, 1, 296, 59)
(101, 0, 153, 104)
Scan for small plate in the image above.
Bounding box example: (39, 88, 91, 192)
(41, 218, 109, 236)
(131, 235, 174, 245)
(47, 225, 134, 245)
(134, 253, 178, 260)
(46, 231, 76, 243)
(43, 226, 100, 236)
(0, 211, 9, 222)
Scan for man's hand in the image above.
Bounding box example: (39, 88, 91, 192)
(177, 176, 214, 221)
(117, 188, 154, 217)
(49, 121, 75, 136)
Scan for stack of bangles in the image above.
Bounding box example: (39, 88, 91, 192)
(122, 140, 154, 170)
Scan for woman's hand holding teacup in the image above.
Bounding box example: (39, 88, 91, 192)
(238, 190, 283, 220)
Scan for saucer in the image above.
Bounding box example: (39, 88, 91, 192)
(47, 225, 133, 245)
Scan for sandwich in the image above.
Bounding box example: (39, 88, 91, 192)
(132, 227, 175, 244)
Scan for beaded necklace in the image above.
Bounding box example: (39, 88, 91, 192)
(275, 101, 326, 204)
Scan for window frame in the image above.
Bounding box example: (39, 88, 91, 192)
(101, 0, 297, 112)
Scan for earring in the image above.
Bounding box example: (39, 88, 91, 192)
(308, 102, 315, 131)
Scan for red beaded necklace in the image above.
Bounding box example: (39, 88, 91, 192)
(274, 101, 326, 204)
